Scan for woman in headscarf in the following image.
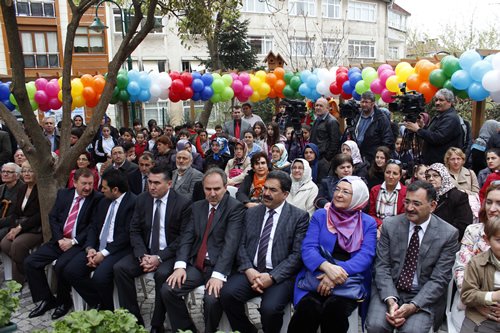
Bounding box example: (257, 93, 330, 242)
(225, 140, 251, 187)
(289, 176, 377, 333)
(315, 154, 355, 209)
(302, 142, 328, 185)
(171, 139, 203, 172)
(204, 137, 231, 170)
(270, 143, 291, 173)
(341, 140, 369, 179)
(426, 163, 473, 240)
(286, 158, 318, 217)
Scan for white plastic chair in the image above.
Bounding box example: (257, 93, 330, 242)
(1, 252, 12, 280)
(227, 186, 238, 198)
(347, 306, 359, 333)
(244, 296, 292, 333)
(192, 285, 231, 332)
(446, 279, 464, 333)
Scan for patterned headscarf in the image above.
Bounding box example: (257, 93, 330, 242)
(271, 143, 291, 170)
(290, 158, 312, 196)
(427, 163, 455, 200)
(234, 140, 248, 165)
(342, 140, 362, 164)
(211, 137, 229, 161)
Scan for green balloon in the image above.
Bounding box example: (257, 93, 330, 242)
(290, 76, 302, 90)
(221, 87, 234, 100)
(429, 69, 447, 88)
(212, 79, 225, 93)
(117, 74, 129, 89)
(221, 74, 233, 87)
(443, 79, 460, 95)
(294, 91, 303, 99)
(364, 72, 378, 85)
(118, 69, 128, 75)
(9, 93, 17, 106)
(110, 95, 119, 104)
(283, 85, 295, 98)
(375, 94, 381, 101)
(283, 71, 294, 84)
(113, 87, 120, 97)
(212, 73, 221, 81)
(210, 93, 222, 103)
(443, 57, 460, 77)
(440, 55, 454, 70)
(355, 80, 369, 95)
(457, 90, 469, 100)
(30, 99, 38, 111)
(361, 68, 376, 81)
(26, 82, 36, 98)
(118, 89, 130, 102)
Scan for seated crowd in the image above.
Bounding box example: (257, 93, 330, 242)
(2, 89, 500, 333)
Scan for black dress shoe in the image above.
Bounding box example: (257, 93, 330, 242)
(51, 304, 71, 320)
(29, 299, 57, 318)
(150, 327, 165, 333)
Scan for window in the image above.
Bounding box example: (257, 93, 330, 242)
(15, 0, 55, 17)
(74, 27, 104, 53)
(348, 40, 375, 58)
(248, 36, 273, 55)
(241, 0, 271, 13)
(144, 101, 169, 128)
(183, 100, 205, 122)
(290, 38, 315, 57)
(322, 0, 341, 19)
(388, 46, 399, 60)
(114, 9, 163, 34)
(322, 39, 341, 57)
(388, 10, 407, 31)
(348, 1, 376, 22)
(21, 31, 59, 68)
(182, 61, 191, 73)
(289, 0, 316, 17)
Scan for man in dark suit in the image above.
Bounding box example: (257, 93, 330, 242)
(171, 150, 203, 201)
(127, 151, 155, 195)
(162, 168, 246, 333)
(365, 181, 459, 332)
(222, 105, 252, 143)
(103, 145, 138, 175)
(219, 170, 309, 333)
(64, 169, 137, 310)
(113, 165, 191, 331)
(25, 168, 103, 319)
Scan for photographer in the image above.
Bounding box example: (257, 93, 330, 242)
(310, 98, 341, 165)
(405, 88, 463, 165)
(354, 92, 394, 164)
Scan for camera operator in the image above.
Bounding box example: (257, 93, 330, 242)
(354, 91, 394, 163)
(310, 97, 341, 166)
(405, 88, 463, 165)
(275, 100, 289, 134)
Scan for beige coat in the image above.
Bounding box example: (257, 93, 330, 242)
(224, 158, 252, 185)
(450, 166, 480, 195)
(286, 180, 318, 218)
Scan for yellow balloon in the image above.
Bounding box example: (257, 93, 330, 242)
(58, 77, 63, 89)
(249, 91, 261, 102)
(398, 67, 415, 82)
(249, 76, 261, 89)
(73, 95, 86, 108)
(255, 70, 267, 82)
(395, 62, 411, 76)
(386, 75, 400, 93)
(259, 83, 271, 96)
(58, 90, 63, 102)
(71, 79, 84, 97)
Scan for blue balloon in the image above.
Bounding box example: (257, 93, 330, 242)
(342, 81, 353, 94)
(128, 70, 140, 82)
(201, 86, 214, 100)
(191, 79, 205, 92)
(192, 71, 202, 80)
(0, 83, 10, 100)
(451, 70, 472, 90)
(470, 60, 493, 82)
(138, 89, 151, 102)
(467, 81, 490, 101)
(349, 72, 362, 87)
(298, 83, 311, 97)
(459, 50, 481, 72)
(138, 75, 152, 89)
(129, 94, 139, 103)
(310, 89, 322, 100)
(347, 67, 361, 76)
(2, 99, 14, 111)
(300, 70, 312, 83)
(306, 75, 319, 89)
(192, 92, 201, 101)
(201, 73, 213, 86)
(485, 54, 495, 64)
(127, 81, 141, 95)
(312, 68, 320, 75)
(352, 90, 361, 101)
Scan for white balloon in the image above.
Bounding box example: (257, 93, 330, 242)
(150, 84, 161, 97)
(149, 71, 160, 83)
(159, 89, 169, 100)
(317, 68, 329, 82)
(324, 72, 336, 84)
(148, 96, 159, 104)
(490, 89, 500, 102)
(316, 81, 330, 96)
(492, 53, 500, 71)
(158, 72, 172, 89)
(482, 70, 500, 92)
(330, 66, 339, 74)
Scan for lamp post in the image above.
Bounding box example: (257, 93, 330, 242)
(89, 0, 163, 125)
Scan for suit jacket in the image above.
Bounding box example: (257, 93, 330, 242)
(373, 213, 459, 316)
(237, 202, 310, 283)
(171, 167, 203, 201)
(10, 183, 41, 233)
(103, 159, 138, 175)
(84, 191, 137, 255)
(176, 193, 245, 276)
(127, 169, 144, 195)
(0, 179, 24, 229)
(222, 119, 252, 141)
(129, 189, 192, 261)
(48, 188, 104, 245)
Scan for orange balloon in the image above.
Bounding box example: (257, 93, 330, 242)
(93, 77, 105, 93)
(274, 79, 286, 93)
(274, 67, 285, 80)
(419, 81, 438, 103)
(86, 96, 99, 108)
(265, 73, 278, 87)
(406, 74, 423, 91)
(80, 74, 94, 87)
(268, 87, 277, 98)
(82, 86, 96, 101)
(419, 62, 436, 81)
(277, 91, 285, 99)
(414, 60, 429, 74)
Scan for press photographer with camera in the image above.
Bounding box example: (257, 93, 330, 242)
(405, 88, 463, 165)
(310, 98, 341, 166)
(354, 92, 394, 164)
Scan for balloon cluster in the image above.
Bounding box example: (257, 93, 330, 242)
(448, 51, 491, 101)
(229, 73, 252, 103)
(282, 71, 303, 99)
(33, 78, 62, 111)
(209, 73, 234, 103)
(264, 68, 286, 99)
(483, 53, 500, 102)
(168, 71, 193, 103)
(0, 82, 15, 111)
(190, 72, 212, 102)
(147, 72, 171, 103)
(248, 71, 271, 102)
(298, 70, 322, 101)
(10, 82, 39, 111)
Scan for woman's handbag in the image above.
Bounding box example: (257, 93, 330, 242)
(297, 246, 365, 301)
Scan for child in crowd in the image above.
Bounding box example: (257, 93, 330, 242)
(94, 124, 117, 163)
(135, 132, 147, 159)
(244, 130, 261, 158)
(210, 124, 223, 140)
(301, 125, 311, 145)
(253, 121, 266, 148)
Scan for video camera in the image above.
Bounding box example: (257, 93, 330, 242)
(282, 99, 307, 134)
(339, 99, 361, 142)
(388, 83, 425, 123)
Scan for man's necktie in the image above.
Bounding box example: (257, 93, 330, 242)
(397, 225, 422, 291)
(143, 175, 149, 192)
(195, 207, 216, 272)
(63, 196, 82, 238)
(99, 201, 116, 251)
(235, 121, 240, 139)
(257, 210, 276, 273)
(151, 200, 161, 254)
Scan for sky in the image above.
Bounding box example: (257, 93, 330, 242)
(396, 0, 500, 38)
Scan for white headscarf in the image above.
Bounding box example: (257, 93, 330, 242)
(342, 140, 362, 165)
(290, 158, 312, 196)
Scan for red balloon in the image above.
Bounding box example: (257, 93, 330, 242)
(180, 86, 194, 100)
(170, 71, 181, 81)
(329, 81, 342, 95)
(181, 72, 193, 86)
(268, 88, 278, 99)
(337, 67, 348, 75)
(171, 79, 184, 94)
(169, 91, 181, 103)
(86, 96, 99, 108)
(336, 72, 349, 85)
(340, 91, 352, 100)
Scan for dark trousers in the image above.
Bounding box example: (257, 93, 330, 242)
(0, 232, 43, 284)
(24, 242, 82, 305)
(288, 293, 358, 333)
(161, 264, 222, 333)
(64, 248, 131, 310)
(219, 272, 294, 333)
(113, 254, 175, 326)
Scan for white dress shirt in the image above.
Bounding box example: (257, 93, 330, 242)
(63, 191, 87, 241)
(149, 191, 169, 251)
(99, 192, 126, 257)
(253, 201, 286, 270)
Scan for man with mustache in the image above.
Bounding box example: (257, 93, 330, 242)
(162, 167, 245, 333)
(219, 170, 310, 333)
(171, 150, 203, 201)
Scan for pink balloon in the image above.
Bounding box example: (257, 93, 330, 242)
(239, 73, 251, 85)
(48, 97, 62, 110)
(49, 79, 58, 84)
(34, 90, 48, 105)
(237, 94, 248, 103)
(231, 79, 244, 93)
(377, 64, 393, 76)
(35, 78, 48, 91)
(381, 88, 396, 103)
(379, 70, 395, 86)
(370, 79, 384, 95)
(39, 103, 50, 112)
(45, 82, 60, 97)
(241, 85, 253, 98)
(230, 73, 239, 80)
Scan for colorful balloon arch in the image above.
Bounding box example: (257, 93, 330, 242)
(3, 49, 500, 113)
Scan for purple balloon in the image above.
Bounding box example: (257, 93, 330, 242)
(379, 70, 395, 86)
(377, 64, 393, 76)
(342, 81, 353, 94)
(231, 79, 244, 93)
(34, 90, 49, 105)
(45, 82, 60, 97)
(370, 79, 384, 95)
(35, 78, 48, 91)
(241, 85, 253, 98)
(239, 73, 251, 85)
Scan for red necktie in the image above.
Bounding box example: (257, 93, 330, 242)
(195, 207, 216, 272)
(235, 121, 240, 139)
(63, 196, 83, 238)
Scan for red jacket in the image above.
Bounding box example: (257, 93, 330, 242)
(369, 183, 407, 227)
(135, 142, 146, 159)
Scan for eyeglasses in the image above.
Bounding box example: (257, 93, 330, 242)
(292, 166, 304, 170)
(1, 170, 16, 175)
(404, 199, 424, 207)
(22, 170, 34, 174)
(334, 188, 353, 196)
(425, 173, 441, 180)
(387, 159, 402, 165)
